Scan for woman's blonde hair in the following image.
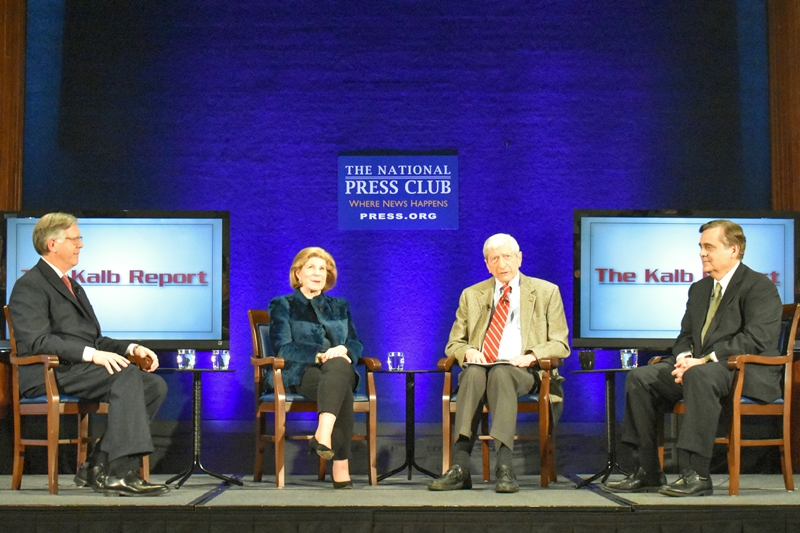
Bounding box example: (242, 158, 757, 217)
(289, 247, 337, 292)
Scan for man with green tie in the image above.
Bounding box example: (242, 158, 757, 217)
(606, 220, 783, 497)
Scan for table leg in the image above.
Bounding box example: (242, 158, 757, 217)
(378, 372, 438, 481)
(166, 371, 243, 488)
(575, 371, 626, 489)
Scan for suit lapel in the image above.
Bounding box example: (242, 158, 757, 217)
(519, 275, 536, 338)
(471, 283, 494, 345)
(37, 260, 97, 325)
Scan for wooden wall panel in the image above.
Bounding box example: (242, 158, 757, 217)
(768, 1, 800, 211)
(0, 0, 25, 420)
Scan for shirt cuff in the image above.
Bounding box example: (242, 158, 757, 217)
(676, 351, 692, 361)
(82, 347, 96, 362)
(702, 352, 718, 363)
(126, 344, 139, 357)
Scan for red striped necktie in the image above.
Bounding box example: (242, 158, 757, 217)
(483, 285, 511, 363)
(62, 275, 76, 298)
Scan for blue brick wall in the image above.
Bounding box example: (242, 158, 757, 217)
(22, 0, 770, 423)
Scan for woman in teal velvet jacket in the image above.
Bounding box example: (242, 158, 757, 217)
(268, 247, 363, 489)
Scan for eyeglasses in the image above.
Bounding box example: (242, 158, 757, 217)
(63, 236, 83, 243)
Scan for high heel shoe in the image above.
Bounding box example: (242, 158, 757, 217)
(308, 437, 335, 460)
(333, 480, 353, 489)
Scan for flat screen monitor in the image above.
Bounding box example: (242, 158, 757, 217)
(573, 210, 797, 350)
(2, 211, 229, 350)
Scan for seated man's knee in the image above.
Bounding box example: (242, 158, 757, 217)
(459, 365, 486, 387)
(486, 365, 514, 387)
(144, 373, 168, 401)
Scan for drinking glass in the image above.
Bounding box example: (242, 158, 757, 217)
(212, 350, 230, 370)
(387, 351, 405, 371)
(620, 349, 638, 369)
(177, 349, 187, 369)
(578, 350, 595, 370)
(183, 349, 196, 369)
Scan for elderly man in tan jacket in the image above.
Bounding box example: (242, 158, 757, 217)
(428, 233, 570, 493)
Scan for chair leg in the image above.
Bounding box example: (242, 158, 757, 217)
(442, 409, 452, 474)
(253, 416, 265, 482)
(481, 413, 490, 482)
(140, 455, 150, 482)
(539, 404, 556, 489)
(317, 455, 326, 481)
(47, 403, 61, 494)
(275, 410, 286, 488)
(781, 411, 794, 491)
(727, 415, 742, 495)
(11, 445, 24, 490)
(77, 413, 89, 470)
(11, 414, 24, 490)
(367, 404, 378, 485)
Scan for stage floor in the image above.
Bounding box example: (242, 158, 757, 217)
(0, 472, 798, 507)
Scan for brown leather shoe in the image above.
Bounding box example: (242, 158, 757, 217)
(428, 464, 472, 491)
(604, 467, 667, 493)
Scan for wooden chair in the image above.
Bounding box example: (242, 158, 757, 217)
(438, 357, 560, 487)
(4, 305, 149, 494)
(248, 309, 380, 488)
(654, 302, 800, 495)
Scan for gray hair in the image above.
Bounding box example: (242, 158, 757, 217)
(32, 213, 77, 255)
(482, 233, 520, 259)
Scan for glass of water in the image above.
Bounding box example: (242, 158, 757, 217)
(212, 350, 230, 370)
(387, 351, 405, 371)
(181, 349, 196, 369)
(620, 349, 638, 369)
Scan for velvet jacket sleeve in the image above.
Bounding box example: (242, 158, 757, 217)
(268, 292, 363, 388)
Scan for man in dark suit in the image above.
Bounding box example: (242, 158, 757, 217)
(606, 220, 782, 497)
(428, 234, 570, 493)
(8, 213, 169, 497)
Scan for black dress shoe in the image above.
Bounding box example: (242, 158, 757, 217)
(604, 466, 667, 493)
(309, 437, 335, 460)
(74, 462, 106, 493)
(658, 469, 713, 497)
(495, 465, 519, 493)
(427, 464, 472, 491)
(103, 471, 169, 497)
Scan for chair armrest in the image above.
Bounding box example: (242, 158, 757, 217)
(129, 354, 155, 371)
(358, 357, 382, 371)
(726, 353, 792, 371)
(536, 357, 560, 371)
(250, 356, 283, 369)
(438, 356, 457, 371)
(11, 354, 59, 367)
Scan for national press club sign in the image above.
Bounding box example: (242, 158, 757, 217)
(338, 155, 459, 230)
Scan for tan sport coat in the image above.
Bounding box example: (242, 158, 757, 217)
(445, 273, 570, 401)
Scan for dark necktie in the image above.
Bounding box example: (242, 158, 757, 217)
(483, 285, 512, 362)
(62, 275, 76, 298)
(701, 282, 721, 343)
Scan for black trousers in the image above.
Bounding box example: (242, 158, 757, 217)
(294, 357, 357, 461)
(620, 359, 734, 470)
(27, 362, 168, 463)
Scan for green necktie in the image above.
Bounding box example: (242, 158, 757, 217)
(701, 282, 722, 343)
